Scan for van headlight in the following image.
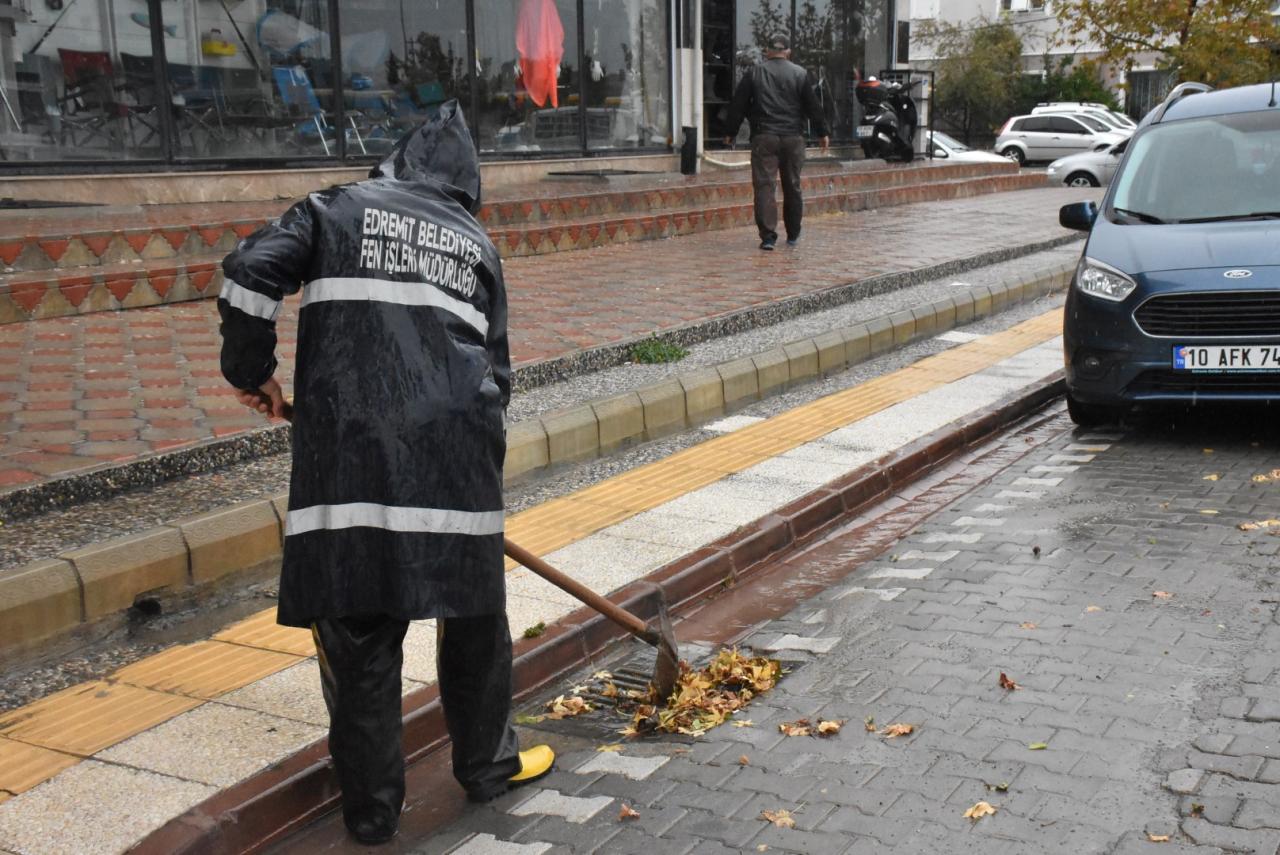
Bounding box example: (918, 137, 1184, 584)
(1075, 257, 1137, 302)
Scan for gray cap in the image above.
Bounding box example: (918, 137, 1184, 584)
(768, 32, 790, 51)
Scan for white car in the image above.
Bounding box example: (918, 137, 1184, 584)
(927, 131, 1009, 163)
(1032, 102, 1137, 131)
(995, 113, 1127, 164)
(1045, 136, 1130, 187)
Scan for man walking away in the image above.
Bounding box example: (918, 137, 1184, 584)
(218, 102, 554, 846)
(723, 32, 830, 251)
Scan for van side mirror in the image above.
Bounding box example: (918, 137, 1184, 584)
(932, 147, 947, 158)
(1059, 201, 1098, 232)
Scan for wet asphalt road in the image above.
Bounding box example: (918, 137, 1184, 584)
(285, 403, 1280, 855)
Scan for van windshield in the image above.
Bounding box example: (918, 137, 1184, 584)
(1111, 110, 1280, 224)
(1075, 115, 1108, 132)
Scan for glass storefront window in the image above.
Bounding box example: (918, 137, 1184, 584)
(1, 0, 165, 161)
(166, 1, 335, 159)
(581, 0, 670, 150)
(337, 0, 470, 156)
(474, 0, 579, 154)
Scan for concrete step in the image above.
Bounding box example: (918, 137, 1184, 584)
(0, 170, 1047, 324)
(0, 161, 1021, 278)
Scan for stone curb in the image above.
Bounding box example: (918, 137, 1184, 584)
(0, 235, 1080, 521)
(132, 369, 1067, 855)
(0, 259, 1074, 661)
(0, 497, 284, 665)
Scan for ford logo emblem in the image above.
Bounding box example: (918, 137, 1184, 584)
(1224, 269, 1254, 279)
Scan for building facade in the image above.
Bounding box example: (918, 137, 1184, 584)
(904, 0, 1173, 118)
(0, 0, 896, 177)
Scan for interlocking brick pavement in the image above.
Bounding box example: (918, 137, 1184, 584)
(0, 187, 1088, 497)
(417, 409, 1280, 854)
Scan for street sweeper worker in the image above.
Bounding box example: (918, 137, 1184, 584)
(216, 101, 554, 846)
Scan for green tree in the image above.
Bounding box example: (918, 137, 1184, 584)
(914, 18, 1025, 144)
(1055, 0, 1280, 87)
(1016, 56, 1120, 113)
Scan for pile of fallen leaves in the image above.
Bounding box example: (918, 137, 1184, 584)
(617, 648, 782, 737)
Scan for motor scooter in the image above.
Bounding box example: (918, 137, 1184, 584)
(855, 76, 920, 162)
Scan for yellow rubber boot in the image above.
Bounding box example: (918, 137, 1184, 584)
(510, 744, 555, 786)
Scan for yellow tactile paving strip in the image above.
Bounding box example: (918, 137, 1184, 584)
(213, 608, 317, 656)
(0, 738, 79, 796)
(0, 681, 203, 756)
(112, 640, 304, 699)
(0, 308, 1062, 801)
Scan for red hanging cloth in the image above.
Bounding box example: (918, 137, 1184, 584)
(516, 0, 564, 108)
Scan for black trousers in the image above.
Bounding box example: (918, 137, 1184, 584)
(750, 132, 807, 242)
(312, 613, 522, 830)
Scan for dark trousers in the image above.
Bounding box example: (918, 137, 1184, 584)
(312, 612, 522, 831)
(750, 133, 806, 243)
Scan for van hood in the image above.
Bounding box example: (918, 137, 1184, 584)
(1088, 219, 1280, 274)
(369, 99, 481, 214)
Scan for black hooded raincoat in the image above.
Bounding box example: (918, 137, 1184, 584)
(218, 102, 510, 627)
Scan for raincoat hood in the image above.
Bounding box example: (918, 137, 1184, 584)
(370, 99, 482, 213)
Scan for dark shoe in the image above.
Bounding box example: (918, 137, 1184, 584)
(760, 239, 775, 251)
(466, 745, 556, 804)
(786, 238, 799, 247)
(348, 817, 398, 846)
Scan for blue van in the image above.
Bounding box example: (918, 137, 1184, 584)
(1059, 82, 1280, 425)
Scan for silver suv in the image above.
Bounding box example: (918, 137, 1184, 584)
(995, 113, 1127, 165)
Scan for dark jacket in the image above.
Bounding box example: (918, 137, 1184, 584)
(725, 57, 829, 139)
(218, 101, 511, 627)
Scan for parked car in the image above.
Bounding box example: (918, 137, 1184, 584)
(1045, 137, 1130, 187)
(1058, 81, 1280, 425)
(995, 113, 1127, 164)
(927, 131, 1009, 163)
(1032, 102, 1137, 131)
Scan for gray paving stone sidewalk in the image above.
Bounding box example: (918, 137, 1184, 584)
(415, 408, 1280, 854)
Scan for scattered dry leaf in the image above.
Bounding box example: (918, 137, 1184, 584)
(1239, 519, 1280, 531)
(1152, 591, 1174, 600)
(963, 801, 997, 821)
(1086, 606, 1103, 613)
(1200, 509, 1220, 516)
(570, 684, 589, 695)
(614, 648, 783, 738)
(619, 804, 640, 821)
(1147, 833, 1170, 842)
(592, 670, 612, 680)
(999, 672, 1021, 691)
(545, 695, 593, 720)
(596, 744, 625, 753)
(779, 719, 813, 737)
(757, 846, 769, 853)
(817, 720, 844, 736)
(760, 809, 796, 829)
(1203, 474, 1220, 481)
(738, 754, 750, 766)
(1252, 469, 1280, 483)
(879, 723, 915, 738)
(731, 719, 754, 728)
(514, 714, 545, 725)
(1028, 742, 1048, 750)
(1020, 621, 1038, 630)
(1190, 802, 1205, 816)
(864, 716, 877, 732)
(1203, 448, 1214, 454)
